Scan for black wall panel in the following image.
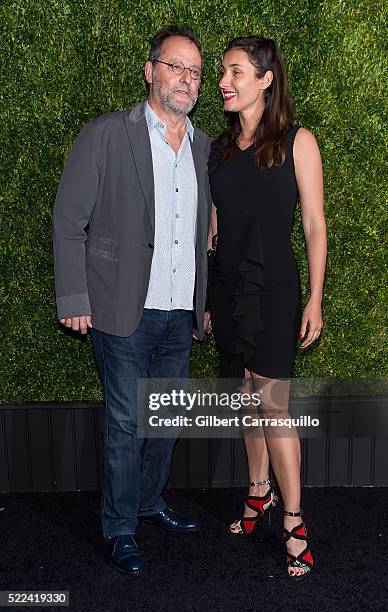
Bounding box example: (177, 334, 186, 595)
(0, 399, 387, 492)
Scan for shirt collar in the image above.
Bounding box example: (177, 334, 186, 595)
(145, 101, 194, 142)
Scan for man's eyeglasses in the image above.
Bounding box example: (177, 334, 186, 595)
(153, 59, 201, 80)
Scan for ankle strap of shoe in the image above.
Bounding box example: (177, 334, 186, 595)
(283, 508, 303, 517)
(249, 479, 271, 486)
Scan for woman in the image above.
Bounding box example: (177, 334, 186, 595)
(207, 36, 327, 580)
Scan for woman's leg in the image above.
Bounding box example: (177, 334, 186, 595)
(229, 369, 272, 532)
(249, 371, 308, 577)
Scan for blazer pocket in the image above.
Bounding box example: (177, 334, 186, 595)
(98, 237, 118, 246)
(88, 237, 118, 261)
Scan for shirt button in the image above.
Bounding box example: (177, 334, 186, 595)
(174, 240, 178, 244)
(175, 188, 179, 192)
(173, 268, 176, 273)
(175, 214, 179, 218)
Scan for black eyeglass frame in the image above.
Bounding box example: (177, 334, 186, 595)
(152, 59, 202, 80)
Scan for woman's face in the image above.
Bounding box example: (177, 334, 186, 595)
(219, 48, 271, 113)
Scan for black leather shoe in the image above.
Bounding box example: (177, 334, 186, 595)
(140, 507, 200, 532)
(108, 535, 143, 576)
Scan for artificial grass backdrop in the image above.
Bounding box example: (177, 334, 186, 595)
(1, 1, 386, 402)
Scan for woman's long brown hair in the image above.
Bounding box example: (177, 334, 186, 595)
(218, 36, 294, 168)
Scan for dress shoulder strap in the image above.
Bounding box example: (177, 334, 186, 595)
(286, 124, 301, 145)
(284, 125, 301, 167)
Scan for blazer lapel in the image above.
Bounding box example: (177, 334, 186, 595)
(190, 131, 206, 201)
(124, 103, 208, 242)
(124, 103, 155, 234)
(190, 130, 208, 248)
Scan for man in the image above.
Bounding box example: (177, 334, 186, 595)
(53, 26, 212, 576)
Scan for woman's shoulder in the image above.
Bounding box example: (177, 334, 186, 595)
(292, 127, 320, 158)
(284, 125, 318, 157)
(290, 125, 317, 145)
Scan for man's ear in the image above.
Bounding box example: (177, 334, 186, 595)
(144, 60, 153, 86)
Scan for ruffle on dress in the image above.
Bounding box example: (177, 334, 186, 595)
(232, 217, 265, 363)
(208, 133, 265, 367)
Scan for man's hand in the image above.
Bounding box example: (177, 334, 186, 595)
(59, 316, 92, 335)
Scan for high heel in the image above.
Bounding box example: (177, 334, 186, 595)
(283, 509, 314, 580)
(229, 479, 279, 535)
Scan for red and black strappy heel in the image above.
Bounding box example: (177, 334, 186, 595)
(229, 478, 279, 535)
(283, 509, 314, 580)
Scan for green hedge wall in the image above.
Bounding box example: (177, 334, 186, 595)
(1, 0, 386, 402)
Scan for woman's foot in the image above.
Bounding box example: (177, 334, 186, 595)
(229, 479, 278, 534)
(283, 510, 314, 579)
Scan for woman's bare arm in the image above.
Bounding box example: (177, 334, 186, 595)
(294, 128, 327, 348)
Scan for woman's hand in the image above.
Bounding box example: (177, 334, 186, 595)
(298, 298, 323, 349)
(192, 312, 213, 341)
(204, 311, 212, 334)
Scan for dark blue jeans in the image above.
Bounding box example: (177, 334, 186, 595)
(90, 308, 193, 538)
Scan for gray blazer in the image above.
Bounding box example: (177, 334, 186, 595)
(53, 102, 212, 339)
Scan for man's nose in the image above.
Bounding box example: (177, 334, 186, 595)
(180, 67, 193, 83)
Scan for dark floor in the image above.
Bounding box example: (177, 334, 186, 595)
(0, 487, 387, 611)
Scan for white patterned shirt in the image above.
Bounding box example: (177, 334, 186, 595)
(144, 101, 198, 310)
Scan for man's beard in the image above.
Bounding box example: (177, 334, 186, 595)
(151, 78, 197, 115)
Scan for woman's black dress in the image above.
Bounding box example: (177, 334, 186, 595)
(208, 126, 302, 380)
